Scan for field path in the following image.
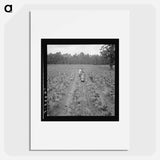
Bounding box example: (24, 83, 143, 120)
(60, 71, 79, 115)
(59, 71, 92, 116)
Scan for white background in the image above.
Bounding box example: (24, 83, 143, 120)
(0, 0, 159, 159)
(31, 10, 129, 150)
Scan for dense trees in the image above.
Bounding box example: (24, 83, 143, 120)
(47, 45, 116, 67)
(100, 44, 115, 69)
(47, 52, 107, 65)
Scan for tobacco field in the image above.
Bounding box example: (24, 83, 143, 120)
(47, 65, 115, 116)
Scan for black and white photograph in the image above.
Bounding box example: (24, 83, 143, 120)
(31, 10, 129, 149)
(41, 39, 119, 121)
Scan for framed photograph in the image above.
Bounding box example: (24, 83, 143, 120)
(30, 10, 129, 150)
(41, 39, 119, 121)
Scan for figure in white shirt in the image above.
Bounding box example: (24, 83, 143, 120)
(79, 69, 82, 77)
(79, 69, 85, 82)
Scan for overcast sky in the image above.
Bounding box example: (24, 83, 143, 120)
(47, 45, 103, 55)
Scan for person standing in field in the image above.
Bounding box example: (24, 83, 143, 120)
(79, 69, 82, 77)
(79, 68, 85, 82)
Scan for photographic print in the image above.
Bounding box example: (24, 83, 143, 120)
(41, 39, 119, 121)
(31, 10, 129, 150)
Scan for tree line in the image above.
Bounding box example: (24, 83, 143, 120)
(47, 44, 115, 68)
(47, 52, 108, 65)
